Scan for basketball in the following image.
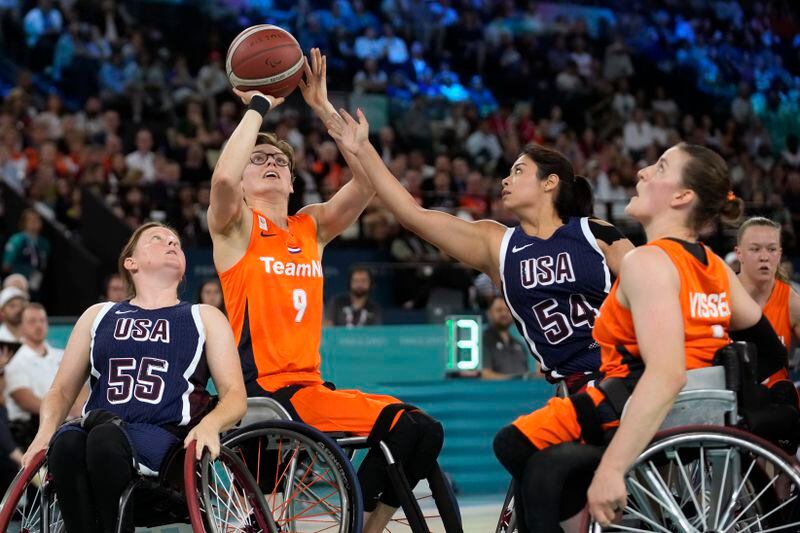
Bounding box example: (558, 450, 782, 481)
(226, 24, 304, 98)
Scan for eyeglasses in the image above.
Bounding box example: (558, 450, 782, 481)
(250, 151, 290, 167)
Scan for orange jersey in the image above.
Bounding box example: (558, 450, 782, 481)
(219, 211, 324, 393)
(595, 239, 732, 380)
(764, 280, 793, 349)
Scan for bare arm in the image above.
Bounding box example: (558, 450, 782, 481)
(725, 264, 763, 331)
(297, 48, 375, 245)
(588, 248, 687, 526)
(21, 304, 101, 467)
(208, 91, 284, 237)
(184, 305, 247, 458)
(328, 109, 506, 281)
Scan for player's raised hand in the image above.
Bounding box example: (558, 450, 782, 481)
(233, 88, 284, 110)
(184, 420, 221, 460)
(327, 108, 369, 155)
(298, 47, 329, 112)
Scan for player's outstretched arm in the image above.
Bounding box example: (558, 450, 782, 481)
(21, 303, 101, 468)
(184, 305, 247, 459)
(587, 248, 686, 527)
(209, 90, 284, 237)
(328, 109, 506, 280)
(298, 48, 375, 245)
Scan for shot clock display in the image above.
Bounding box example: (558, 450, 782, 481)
(445, 315, 482, 374)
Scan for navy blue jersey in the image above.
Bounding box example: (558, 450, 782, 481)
(499, 217, 611, 379)
(84, 301, 211, 428)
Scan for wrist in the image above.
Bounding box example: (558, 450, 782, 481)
(247, 94, 271, 117)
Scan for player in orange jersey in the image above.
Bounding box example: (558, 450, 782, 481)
(208, 49, 443, 532)
(735, 217, 800, 405)
(736, 217, 800, 350)
(582, 146, 793, 528)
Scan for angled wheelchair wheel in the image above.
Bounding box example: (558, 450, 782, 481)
(495, 481, 516, 533)
(0, 450, 63, 533)
(586, 426, 800, 532)
(223, 420, 363, 533)
(185, 441, 277, 533)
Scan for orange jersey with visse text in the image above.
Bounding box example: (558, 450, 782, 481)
(218, 211, 324, 393)
(595, 239, 732, 380)
(764, 279, 793, 349)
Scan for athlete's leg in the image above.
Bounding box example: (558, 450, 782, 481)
(49, 426, 101, 533)
(86, 423, 137, 533)
(288, 385, 443, 529)
(494, 387, 616, 532)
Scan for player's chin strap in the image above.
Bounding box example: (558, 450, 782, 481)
(367, 403, 419, 448)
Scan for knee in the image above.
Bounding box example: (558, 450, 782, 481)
(493, 425, 537, 479)
(49, 429, 86, 465)
(85, 423, 132, 471)
(409, 411, 443, 452)
(406, 411, 443, 468)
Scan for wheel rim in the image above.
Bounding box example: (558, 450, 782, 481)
(226, 427, 352, 533)
(197, 449, 273, 533)
(592, 432, 800, 532)
(0, 453, 63, 533)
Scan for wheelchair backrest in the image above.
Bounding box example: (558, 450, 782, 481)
(237, 397, 293, 427)
(658, 366, 738, 431)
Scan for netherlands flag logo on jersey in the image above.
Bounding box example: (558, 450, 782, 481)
(287, 234, 301, 254)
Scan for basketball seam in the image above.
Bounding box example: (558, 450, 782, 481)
(228, 55, 305, 87)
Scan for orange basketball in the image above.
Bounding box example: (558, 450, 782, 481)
(226, 25, 304, 98)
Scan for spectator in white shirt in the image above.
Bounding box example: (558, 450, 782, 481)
(466, 119, 503, 167)
(730, 82, 753, 125)
(556, 60, 583, 94)
(623, 108, 655, 159)
(612, 78, 636, 120)
(378, 24, 408, 65)
(5, 304, 87, 446)
(569, 37, 593, 78)
(124, 128, 156, 183)
(0, 287, 28, 343)
(354, 26, 384, 61)
(602, 39, 634, 81)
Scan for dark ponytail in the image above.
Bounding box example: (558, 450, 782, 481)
(520, 144, 590, 219)
(554, 174, 594, 219)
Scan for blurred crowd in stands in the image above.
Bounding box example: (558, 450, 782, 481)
(0, 0, 799, 313)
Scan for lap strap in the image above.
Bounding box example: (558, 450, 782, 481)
(596, 378, 634, 417)
(569, 393, 604, 446)
(367, 403, 418, 447)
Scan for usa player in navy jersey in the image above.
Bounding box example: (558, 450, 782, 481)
(328, 110, 633, 390)
(21, 222, 247, 533)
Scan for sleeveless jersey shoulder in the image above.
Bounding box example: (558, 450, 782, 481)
(499, 217, 610, 378)
(764, 280, 793, 348)
(218, 210, 324, 394)
(85, 301, 211, 427)
(597, 238, 732, 380)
